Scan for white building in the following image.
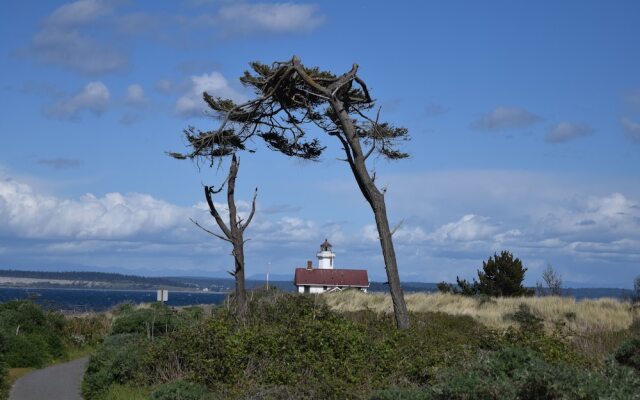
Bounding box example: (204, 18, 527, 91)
(294, 239, 369, 294)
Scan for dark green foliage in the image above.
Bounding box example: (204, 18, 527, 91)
(508, 304, 544, 331)
(0, 338, 8, 400)
(85, 289, 640, 399)
(111, 303, 200, 337)
(614, 336, 640, 372)
(151, 380, 216, 400)
(0, 364, 7, 400)
(633, 276, 640, 304)
(436, 281, 452, 293)
(82, 334, 149, 399)
(478, 251, 534, 296)
(0, 300, 66, 368)
(3, 334, 50, 368)
(132, 290, 485, 398)
(456, 251, 534, 297)
(372, 348, 640, 400)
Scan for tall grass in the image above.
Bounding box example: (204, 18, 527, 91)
(325, 291, 640, 334)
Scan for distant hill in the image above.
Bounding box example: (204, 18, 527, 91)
(0, 269, 195, 290)
(0, 269, 634, 300)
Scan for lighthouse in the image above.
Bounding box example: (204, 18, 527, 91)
(316, 238, 335, 269)
(294, 239, 369, 294)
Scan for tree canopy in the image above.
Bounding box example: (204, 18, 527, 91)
(170, 56, 411, 328)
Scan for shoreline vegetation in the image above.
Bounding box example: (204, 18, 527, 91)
(2, 288, 639, 399)
(4, 287, 640, 400)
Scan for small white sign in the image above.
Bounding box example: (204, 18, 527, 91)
(157, 289, 168, 302)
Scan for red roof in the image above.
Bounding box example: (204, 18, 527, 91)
(294, 268, 369, 287)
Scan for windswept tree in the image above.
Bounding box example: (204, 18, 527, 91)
(457, 251, 534, 297)
(174, 56, 410, 328)
(170, 151, 257, 317)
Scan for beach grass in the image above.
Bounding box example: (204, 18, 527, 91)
(324, 291, 640, 334)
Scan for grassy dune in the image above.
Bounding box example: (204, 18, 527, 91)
(325, 291, 640, 334)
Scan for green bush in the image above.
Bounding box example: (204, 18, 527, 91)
(0, 300, 66, 368)
(614, 336, 640, 372)
(0, 361, 9, 400)
(372, 347, 640, 400)
(151, 380, 216, 400)
(91, 289, 640, 399)
(111, 304, 203, 337)
(3, 334, 50, 368)
(138, 291, 489, 398)
(456, 251, 534, 297)
(82, 334, 149, 399)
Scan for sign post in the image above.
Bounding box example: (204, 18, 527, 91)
(156, 289, 168, 304)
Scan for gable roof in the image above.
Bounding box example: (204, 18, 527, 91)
(294, 268, 369, 287)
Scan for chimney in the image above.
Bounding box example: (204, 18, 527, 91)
(306, 260, 313, 270)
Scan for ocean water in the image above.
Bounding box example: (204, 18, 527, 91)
(0, 287, 227, 311)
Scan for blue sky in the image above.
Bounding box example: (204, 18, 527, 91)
(1, 0, 639, 287)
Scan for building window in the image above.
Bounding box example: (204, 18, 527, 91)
(323, 286, 327, 290)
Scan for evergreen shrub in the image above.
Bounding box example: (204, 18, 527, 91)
(614, 336, 640, 372)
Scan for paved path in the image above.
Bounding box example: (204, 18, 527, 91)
(9, 356, 89, 400)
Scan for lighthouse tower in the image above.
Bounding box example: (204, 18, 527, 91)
(316, 238, 335, 269)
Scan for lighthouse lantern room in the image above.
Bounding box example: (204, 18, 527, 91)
(317, 238, 335, 269)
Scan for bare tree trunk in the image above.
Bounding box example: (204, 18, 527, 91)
(201, 154, 256, 319)
(330, 98, 410, 329)
(232, 242, 246, 316)
(370, 192, 410, 328)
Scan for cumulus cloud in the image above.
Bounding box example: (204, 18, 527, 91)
(210, 3, 325, 36)
(621, 117, 640, 143)
(430, 214, 500, 242)
(0, 175, 325, 269)
(45, 81, 110, 119)
(37, 158, 83, 170)
(174, 72, 245, 117)
(545, 122, 593, 143)
(23, 0, 127, 74)
(0, 178, 192, 240)
(538, 193, 640, 241)
(472, 106, 542, 131)
(124, 84, 147, 106)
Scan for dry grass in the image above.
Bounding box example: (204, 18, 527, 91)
(325, 291, 640, 334)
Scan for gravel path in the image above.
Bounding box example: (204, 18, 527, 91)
(9, 356, 89, 400)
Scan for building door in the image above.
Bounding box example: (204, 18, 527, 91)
(304, 285, 310, 294)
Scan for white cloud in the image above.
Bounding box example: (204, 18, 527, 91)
(155, 79, 173, 93)
(45, 81, 110, 119)
(46, 0, 114, 26)
(472, 106, 542, 131)
(0, 179, 191, 240)
(124, 84, 147, 106)
(545, 122, 593, 143)
(211, 3, 325, 36)
(174, 72, 245, 117)
(24, 0, 127, 74)
(621, 117, 640, 143)
(430, 214, 500, 242)
(29, 28, 128, 75)
(539, 193, 640, 241)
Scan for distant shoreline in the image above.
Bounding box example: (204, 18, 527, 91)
(0, 285, 229, 295)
